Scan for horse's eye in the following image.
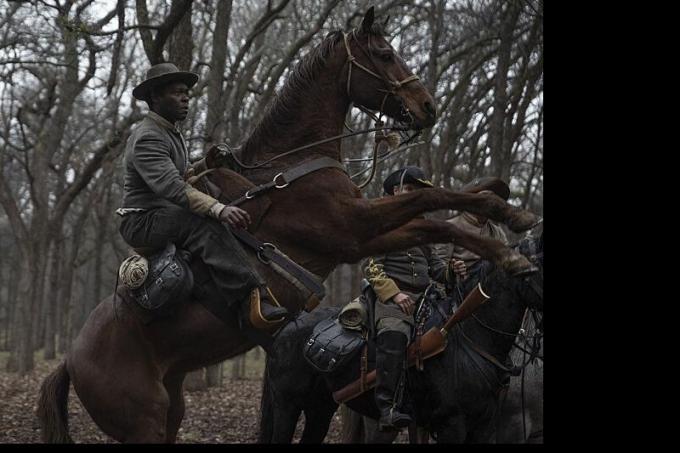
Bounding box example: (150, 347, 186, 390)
(378, 52, 393, 62)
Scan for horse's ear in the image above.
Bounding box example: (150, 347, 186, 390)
(361, 6, 375, 33)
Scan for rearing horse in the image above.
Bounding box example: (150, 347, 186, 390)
(37, 8, 540, 443)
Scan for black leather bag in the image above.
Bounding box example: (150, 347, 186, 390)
(303, 317, 365, 373)
(129, 243, 194, 311)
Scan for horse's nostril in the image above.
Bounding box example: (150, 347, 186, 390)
(424, 101, 436, 117)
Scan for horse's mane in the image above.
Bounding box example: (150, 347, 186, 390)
(241, 23, 388, 162)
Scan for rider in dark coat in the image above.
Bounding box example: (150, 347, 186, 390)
(117, 62, 288, 331)
(362, 166, 454, 431)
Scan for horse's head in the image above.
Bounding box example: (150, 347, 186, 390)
(519, 230, 543, 273)
(342, 7, 437, 130)
(517, 231, 543, 312)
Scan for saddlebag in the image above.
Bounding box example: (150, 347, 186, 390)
(303, 317, 365, 373)
(119, 243, 194, 312)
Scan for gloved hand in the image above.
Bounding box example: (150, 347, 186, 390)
(218, 206, 251, 229)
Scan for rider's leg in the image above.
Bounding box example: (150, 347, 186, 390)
(119, 206, 287, 323)
(374, 302, 414, 432)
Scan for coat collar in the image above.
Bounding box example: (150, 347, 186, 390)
(147, 111, 181, 133)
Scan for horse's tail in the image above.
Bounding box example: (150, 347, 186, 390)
(36, 360, 74, 443)
(340, 405, 365, 443)
(257, 356, 274, 443)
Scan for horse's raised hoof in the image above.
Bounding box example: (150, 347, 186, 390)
(500, 251, 537, 277)
(506, 210, 543, 234)
(512, 264, 539, 278)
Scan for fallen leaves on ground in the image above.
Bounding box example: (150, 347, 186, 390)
(0, 358, 407, 444)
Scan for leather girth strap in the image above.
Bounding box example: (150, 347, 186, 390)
(229, 157, 347, 207)
(230, 228, 326, 311)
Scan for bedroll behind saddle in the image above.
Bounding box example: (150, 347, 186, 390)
(119, 243, 194, 312)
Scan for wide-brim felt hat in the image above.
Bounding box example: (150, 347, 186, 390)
(460, 176, 510, 201)
(383, 166, 433, 195)
(132, 62, 199, 101)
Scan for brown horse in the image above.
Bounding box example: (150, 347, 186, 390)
(37, 8, 540, 443)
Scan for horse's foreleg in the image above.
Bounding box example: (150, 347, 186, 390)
(353, 188, 540, 239)
(349, 218, 534, 276)
(163, 373, 187, 443)
(270, 404, 302, 443)
(433, 415, 467, 444)
(300, 400, 338, 443)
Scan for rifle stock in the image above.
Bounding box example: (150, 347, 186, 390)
(332, 283, 490, 404)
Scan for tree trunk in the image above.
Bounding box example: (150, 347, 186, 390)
(231, 354, 245, 379)
(205, 362, 223, 387)
(4, 263, 18, 361)
(44, 235, 65, 360)
(205, 0, 233, 146)
(169, 0, 194, 70)
(489, 1, 522, 180)
(14, 252, 37, 374)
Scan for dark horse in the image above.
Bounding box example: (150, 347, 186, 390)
(258, 232, 543, 443)
(37, 8, 540, 443)
(495, 312, 543, 443)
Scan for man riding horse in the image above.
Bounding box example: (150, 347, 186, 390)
(446, 177, 511, 285)
(362, 166, 454, 432)
(117, 62, 288, 332)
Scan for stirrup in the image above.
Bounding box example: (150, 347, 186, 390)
(249, 287, 286, 330)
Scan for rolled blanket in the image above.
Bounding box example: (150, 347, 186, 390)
(119, 255, 149, 289)
(338, 296, 368, 331)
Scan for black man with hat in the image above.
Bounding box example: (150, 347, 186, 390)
(117, 62, 288, 334)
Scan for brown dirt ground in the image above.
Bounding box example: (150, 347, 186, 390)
(0, 354, 408, 444)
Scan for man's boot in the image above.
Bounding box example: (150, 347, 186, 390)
(240, 286, 288, 330)
(375, 331, 412, 431)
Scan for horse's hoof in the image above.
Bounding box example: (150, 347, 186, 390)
(501, 252, 537, 277)
(512, 264, 539, 278)
(507, 211, 543, 233)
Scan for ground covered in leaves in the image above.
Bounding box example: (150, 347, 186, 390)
(0, 355, 407, 444)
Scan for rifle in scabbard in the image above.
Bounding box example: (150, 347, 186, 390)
(332, 283, 491, 404)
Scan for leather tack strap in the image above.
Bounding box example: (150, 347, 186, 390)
(415, 331, 423, 371)
(360, 342, 368, 392)
(459, 326, 514, 374)
(231, 228, 326, 303)
(186, 168, 219, 186)
(229, 157, 347, 207)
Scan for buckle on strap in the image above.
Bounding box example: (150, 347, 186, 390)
(273, 172, 289, 189)
(257, 242, 276, 264)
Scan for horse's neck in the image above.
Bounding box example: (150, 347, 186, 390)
(242, 71, 349, 183)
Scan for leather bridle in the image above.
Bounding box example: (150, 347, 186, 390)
(342, 29, 421, 126)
